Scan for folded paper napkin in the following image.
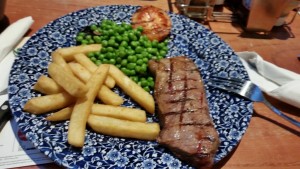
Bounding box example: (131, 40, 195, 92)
(0, 16, 34, 63)
(237, 51, 300, 109)
(0, 16, 33, 95)
(0, 37, 30, 100)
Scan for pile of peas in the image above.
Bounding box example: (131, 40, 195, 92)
(75, 19, 168, 92)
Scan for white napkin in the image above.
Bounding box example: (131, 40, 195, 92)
(237, 51, 300, 109)
(0, 37, 30, 99)
(0, 16, 34, 63)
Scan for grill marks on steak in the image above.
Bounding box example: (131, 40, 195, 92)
(149, 56, 219, 169)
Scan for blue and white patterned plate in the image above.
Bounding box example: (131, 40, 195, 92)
(8, 5, 253, 169)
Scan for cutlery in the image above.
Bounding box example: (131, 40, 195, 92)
(0, 101, 12, 133)
(207, 76, 300, 128)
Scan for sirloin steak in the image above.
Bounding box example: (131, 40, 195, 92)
(148, 56, 219, 169)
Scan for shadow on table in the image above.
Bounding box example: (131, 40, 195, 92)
(0, 15, 9, 33)
(263, 94, 300, 121)
(253, 111, 300, 137)
(239, 24, 296, 40)
(213, 142, 239, 169)
(213, 105, 300, 169)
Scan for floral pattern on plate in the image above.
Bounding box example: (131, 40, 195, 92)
(8, 5, 253, 169)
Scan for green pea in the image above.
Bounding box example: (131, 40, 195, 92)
(128, 32, 137, 41)
(137, 26, 143, 32)
(106, 47, 114, 53)
(129, 70, 136, 76)
(121, 67, 127, 72)
(163, 39, 169, 46)
(136, 54, 143, 59)
(124, 24, 132, 31)
(131, 41, 139, 48)
(143, 41, 152, 48)
(108, 29, 115, 36)
(108, 39, 116, 47)
(93, 36, 101, 43)
(101, 35, 109, 41)
(116, 35, 123, 42)
(76, 35, 84, 42)
(147, 48, 158, 55)
(136, 59, 144, 65)
(139, 35, 148, 41)
(135, 66, 141, 73)
(116, 57, 122, 64)
(78, 32, 86, 36)
(109, 59, 116, 65)
(90, 57, 97, 62)
(116, 64, 122, 69)
(157, 43, 165, 49)
(122, 35, 130, 42)
(94, 51, 101, 57)
(143, 86, 150, 92)
(133, 30, 141, 37)
(130, 76, 139, 83)
(81, 40, 88, 45)
(140, 64, 147, 72)
(87, 52, 95, 58)
(151, 56, 157, 60)
(95, 60, 102, 66)
(142, 58, 148, 63)
(98, 54, 105, 60)
(162, 46, 168, 51)
(101, 47, 108, 53)
(117, 27, 125, 34)
(127, 49, 135, 56)
(118, 46, 126, 51)
(141, 51, 148, 58)
(90, 24, 98, 31)
(128, 55, 137, 63)
(122, 68, 131, 75)
(121, 59, 128, 66)
(118, 49, 127, 58)
(105, 52, 116, 59)
(147, 77, 154, 81)
(120, 41, 128, 47)
(157, 55, 163, 60)
(151, 40, 159, 48)
(102, 58, 109, 64)
(135, 46, 143, 54)
(148, 80, 154, 88)
(88, 39, 95, 44)
(101, 40, 108, 47)
(86, 35, 92, 40)
(127, 63, 136, 70)
(141, 80, 149, 87)
(159, 50, 167, 56)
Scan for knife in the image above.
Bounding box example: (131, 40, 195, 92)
(0, 101, 12, 132)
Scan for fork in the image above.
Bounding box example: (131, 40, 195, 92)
(207, 76, 300, 128)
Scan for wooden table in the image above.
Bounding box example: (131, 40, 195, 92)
(4, 0, 300, 169)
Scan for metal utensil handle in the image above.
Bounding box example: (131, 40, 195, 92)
(0, 100, 12, 132)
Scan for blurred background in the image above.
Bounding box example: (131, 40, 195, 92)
(173, 0, 300, 33)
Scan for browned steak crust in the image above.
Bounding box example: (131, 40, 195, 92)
(131, 5, 171, 42)
(149, 56, 219, 169)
